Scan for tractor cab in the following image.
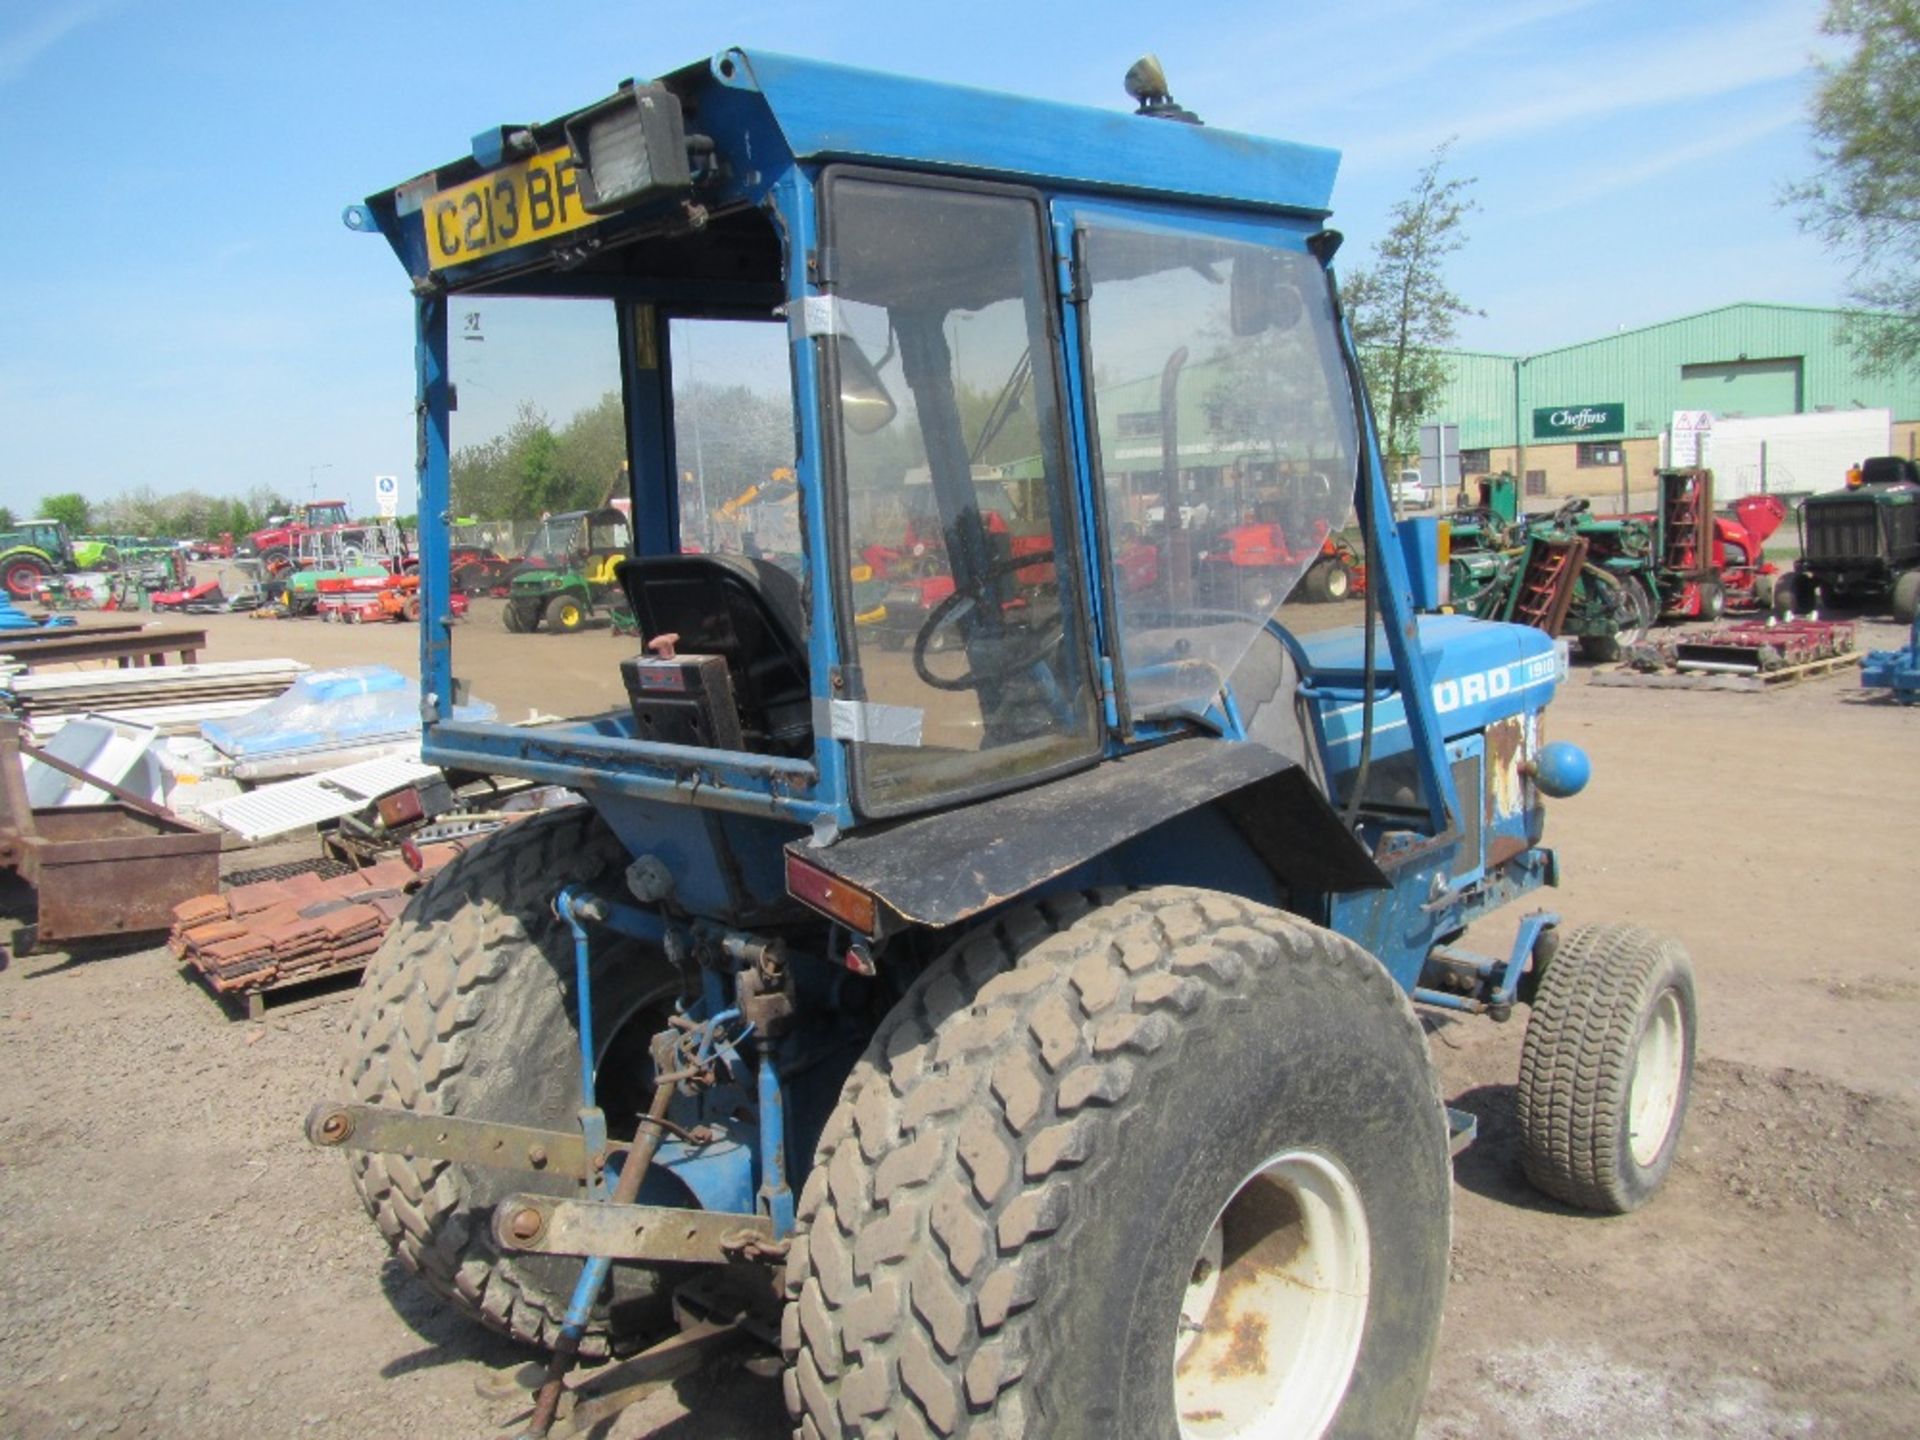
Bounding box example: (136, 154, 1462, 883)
(359, 48, 1532, 941)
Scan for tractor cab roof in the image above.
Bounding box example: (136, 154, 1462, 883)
(356, 47, 1341, 291)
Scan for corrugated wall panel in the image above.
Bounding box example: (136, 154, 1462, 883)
(1431, 305, 1920, 453)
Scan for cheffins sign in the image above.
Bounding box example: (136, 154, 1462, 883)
(1534, 403, 1624, 438)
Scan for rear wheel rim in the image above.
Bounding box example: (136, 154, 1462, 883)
(1173, 1149, 1371, 1440)
(1629, 989, 1686, 1167)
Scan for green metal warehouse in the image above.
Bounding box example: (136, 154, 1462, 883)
(1427, 303, 1920, 503)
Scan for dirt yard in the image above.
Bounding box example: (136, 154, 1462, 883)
(1, 604, 1916, 1438)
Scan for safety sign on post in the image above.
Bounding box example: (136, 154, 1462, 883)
(374, 474, 401, 519)
(1670, 411, 1712, 468)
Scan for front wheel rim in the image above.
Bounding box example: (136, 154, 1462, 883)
(1173, 1148, 1371, 1440)
(1629, 989, 1686, 1167)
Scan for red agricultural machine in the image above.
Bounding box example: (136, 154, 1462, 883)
(239, 500, 354, 576)
(317, 573, 468, 623)
(1197, 507, 1359, 607)
(1645, 468, 1785, 619)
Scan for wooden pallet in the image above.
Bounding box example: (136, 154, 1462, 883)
(184, 956, 368, 1020)
(1589, 650, 1862, 692)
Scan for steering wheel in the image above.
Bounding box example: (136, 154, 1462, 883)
(912, 548, 1062, 691)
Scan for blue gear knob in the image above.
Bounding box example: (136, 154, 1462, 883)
(1527, 740, 1591, 799)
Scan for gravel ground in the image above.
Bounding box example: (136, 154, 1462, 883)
(1, 608, 1916, 1437)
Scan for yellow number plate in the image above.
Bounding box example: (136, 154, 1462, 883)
(423, 147, 595, 270)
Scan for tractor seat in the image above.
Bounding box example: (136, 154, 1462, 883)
(613, 554, 812, 757)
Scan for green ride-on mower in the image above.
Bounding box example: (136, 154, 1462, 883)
(503, 507, 633, 634)
(308, 49, 1699, 1439)
(1445, 476, 1659, 661)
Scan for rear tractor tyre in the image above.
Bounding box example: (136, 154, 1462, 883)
(546, 595, 587, 634)
(1516, 922, 1696, 1213)
(340, 806, 685, 1358)
(1892, 571, 1920, 625)
(2, 554, 53, 602)
(783, 886, 1451, 1439)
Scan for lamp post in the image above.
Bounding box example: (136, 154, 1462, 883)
(308, 463, 333, 503)
(1511, 356, 1529, 491)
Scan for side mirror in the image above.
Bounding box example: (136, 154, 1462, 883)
(836, 338, 898, 436)
(1229, 252, 1304, 338)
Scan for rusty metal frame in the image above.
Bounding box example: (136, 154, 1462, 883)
(491, 1194, 773, 1264)
(304, 1102, 595, 1180)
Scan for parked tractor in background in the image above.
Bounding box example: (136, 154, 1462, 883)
(1778, 455, 1920, 622)
(308, 49, 1697, 1438)
(239, 499, 355, 576)
(503, 507, 633, 634)
(0, 521, 81, 602)
(0, 523, 70, 602)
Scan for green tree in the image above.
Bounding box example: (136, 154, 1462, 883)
(0, 506, 15, 530)
(1787, 0, 1920, 374)
(555, 391, 631, 506)
(41, 491, 92, 533)
(514, 424, 569, 517)
(1342, 142, 1480, 474)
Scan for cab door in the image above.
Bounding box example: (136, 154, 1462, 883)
(1050, 198, 1362, 741)
(814, 169, 1106, 819)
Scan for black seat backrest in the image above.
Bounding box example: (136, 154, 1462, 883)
(614, 554, 812, 755)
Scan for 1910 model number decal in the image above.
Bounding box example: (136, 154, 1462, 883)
(423, 147, 594, 269)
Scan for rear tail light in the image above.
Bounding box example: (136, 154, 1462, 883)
(785, 852, 880, 937)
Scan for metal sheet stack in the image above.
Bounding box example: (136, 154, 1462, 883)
(3, 660, 309, 739)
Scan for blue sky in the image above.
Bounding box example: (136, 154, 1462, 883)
(0, 0, 1838, 516)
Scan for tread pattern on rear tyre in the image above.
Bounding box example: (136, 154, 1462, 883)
(1515, 921, 1691, 1213)
(340, 806, 631, 1357)
(780, 885, 1437, 1439)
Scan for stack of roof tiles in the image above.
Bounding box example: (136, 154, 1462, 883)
(171, 844, 468, 995)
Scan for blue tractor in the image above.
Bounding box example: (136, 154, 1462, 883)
(309, 50, 1697, 1438)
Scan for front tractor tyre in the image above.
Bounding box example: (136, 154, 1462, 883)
(340, 807, 684, 1357)
(1516, 922, 1697, 1213)
(502, 597, 537, 633)
(783, 887, 1451, 1440)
